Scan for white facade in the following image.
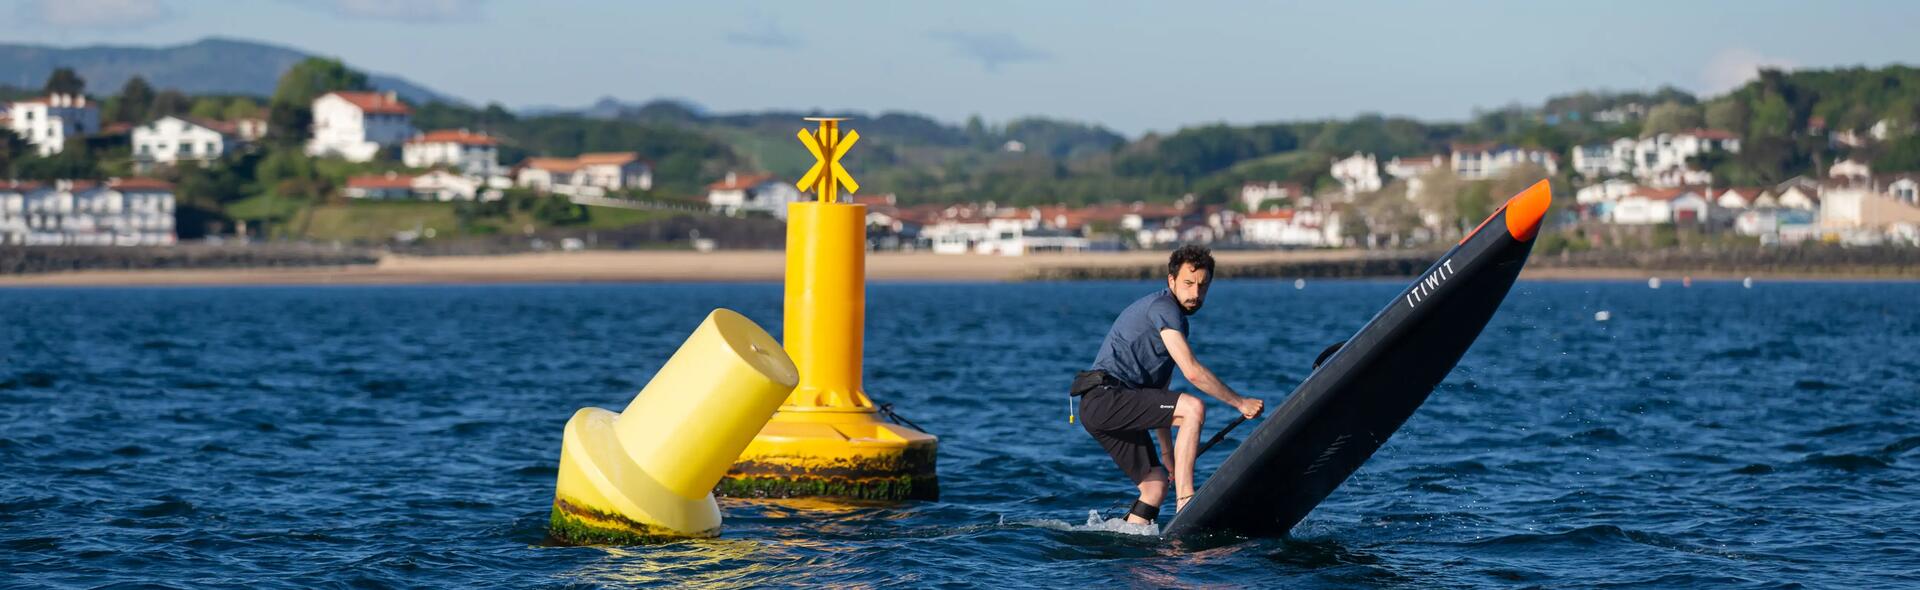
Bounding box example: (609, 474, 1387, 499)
(1575, 179, 1640, 205)
(132, 116, 238, 170)
(1886, 177, 1920, 206)
(306, 91, 414, 162)
(0, 179, 175, 246)
(1828, 158, 1871, 184)
(1241, 208, 1341, 247)
(516, 153, 653, 198)
(6, 94, 100, 156)
(1608, 188, 1711, 225)
(706, 172, 801, 219)
(1329, 152, 1382, 196)
(402, 130, 500, 176)
(1450, 144, 1558, 180)
(412, 170, 501, 201)
(1820, 188, 1920, 230)
(1384, 154, 1445, 179)
(1574, 130, 1740, 187)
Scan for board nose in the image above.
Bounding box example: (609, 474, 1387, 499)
(1503, 180, 1552, 241)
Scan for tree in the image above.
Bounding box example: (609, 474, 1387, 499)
(189, 97, 226, 120)
(151, 90, 191, 118)
(1641, 101, 1703, 136)
(222, 98, 262, 121)
(43, 67, 84, 95)
(1750, 93, 1794, 138)
(1705, 100, 1749, 134)
(112, 76, 155, 124)
(1876, 136, 1920, 173)
(268, 58, 370, 143)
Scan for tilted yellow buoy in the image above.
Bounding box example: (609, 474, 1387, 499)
(716, 119, 939, 501)
(548, 308, 798, 544)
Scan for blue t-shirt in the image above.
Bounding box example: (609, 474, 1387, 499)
(1090, 289, 1189, 389)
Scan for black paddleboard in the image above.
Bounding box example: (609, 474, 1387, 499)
(1161, 179, 1551, 539)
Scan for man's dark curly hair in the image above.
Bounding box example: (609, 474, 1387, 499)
(1167, 244, 1215, 278)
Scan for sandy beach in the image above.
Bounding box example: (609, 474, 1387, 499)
(0, 249, 1908, 287)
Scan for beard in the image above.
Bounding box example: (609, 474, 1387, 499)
(1180, 299, 1203, 315)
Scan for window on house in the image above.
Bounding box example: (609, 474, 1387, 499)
(206, 142, 217, 154)
(181, 142, 193, 155)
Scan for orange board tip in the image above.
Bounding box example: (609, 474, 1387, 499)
(1503, 180, 1552, 241)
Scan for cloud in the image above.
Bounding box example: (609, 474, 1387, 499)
(929, 31, 1048, 71)
(1700, 48, 1796, 95)
(310, 0, 487, 23)
(725, 17, 802, 49)
(18, 0, 171, 28)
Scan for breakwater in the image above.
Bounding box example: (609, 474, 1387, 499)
(0, 243, 380, 275)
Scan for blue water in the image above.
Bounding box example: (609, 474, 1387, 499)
(3, 280, 1918, 588)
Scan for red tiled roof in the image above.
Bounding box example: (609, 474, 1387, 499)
(1451, 142, 1499, 153)
(850, 194, 897, 206)
(708, 173, 774, 191)
(347, 174, 416, 189)
(408, 129, 497, 146)
(1246, 210, 1298, 220)
(522, 157, 583, 173)
(326, 91, 412, 115)
(110, 177, 174, 191)
(576, 152, 643, 166)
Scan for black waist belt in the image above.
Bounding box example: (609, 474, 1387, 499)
(1070, 370, 1120, 397)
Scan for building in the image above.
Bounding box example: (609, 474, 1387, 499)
(1828, 158, 1872, 185)
(1241, 207, 1342, 247)
(1239, 180, 1305, 212)
(6, 94, 100, 156)
(132, 116, 243, 172)
(1575, 130, 1740, 186)
(1711, 187, 1775, 210)
(343, 173, 416, 200)
(306, 91, 414, 162)
(1820, 188, 1920, 231)
(1882, 174, 1920, 206)
(706, 172, 802, 219)
(1607, 186, 1711, 225)
(1384, 154, 1446, 179)
(412, 169, 502, 201)
(515, 152, 653, 198)
(1329, 152, 1382, 196)
(402, 129, 501, 176)
(0, 178, 175, 245)
(1450, 143, 1558, 180)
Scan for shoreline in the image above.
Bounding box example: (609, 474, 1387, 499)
(0, 249, 1915, 287)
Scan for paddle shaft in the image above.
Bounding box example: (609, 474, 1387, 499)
(1193, 340, 1345, 458)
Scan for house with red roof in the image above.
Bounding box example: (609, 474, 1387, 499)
(515, 152, 653, 198)
(306, 91, 415, 162)
(403, 129, 500, 176)
(132, 116, 251, 172)
(705, 171, 799, 219)
(1450, 143, 1559, 180)
(1608, 186, 1712, 225)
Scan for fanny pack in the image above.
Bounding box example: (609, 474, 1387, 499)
(1069, 370, 1117, 397)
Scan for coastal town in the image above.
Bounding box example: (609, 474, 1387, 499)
(3, 63, 1920, 257)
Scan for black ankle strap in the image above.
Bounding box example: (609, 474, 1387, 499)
(1128, 499, 1161, 522)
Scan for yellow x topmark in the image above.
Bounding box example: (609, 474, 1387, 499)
(796, 118, 859, 203)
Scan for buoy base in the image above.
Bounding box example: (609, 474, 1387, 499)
(549, 407, 721, 545)
(718, 408, 939, 501)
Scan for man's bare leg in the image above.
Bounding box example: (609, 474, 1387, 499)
(1171, 393, 1206, 511)
(1127, 468, 1167, 525)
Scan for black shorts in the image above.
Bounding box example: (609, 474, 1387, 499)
(1071, 370, 1180, 484)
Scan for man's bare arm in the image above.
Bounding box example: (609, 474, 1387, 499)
(1161, 328, 1264, 418)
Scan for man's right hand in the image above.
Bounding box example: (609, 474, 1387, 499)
(1233, 396, 1265, 419)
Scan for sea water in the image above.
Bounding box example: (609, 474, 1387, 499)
(2, 280, 1917, 588)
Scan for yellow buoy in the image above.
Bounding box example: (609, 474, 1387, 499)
(718, 120, 938, 500)
(549, 308, 798, 544)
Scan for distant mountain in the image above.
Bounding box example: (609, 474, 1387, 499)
(0, 37, 457, 104)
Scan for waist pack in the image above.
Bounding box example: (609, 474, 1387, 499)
(1069, 370, 1118, 397)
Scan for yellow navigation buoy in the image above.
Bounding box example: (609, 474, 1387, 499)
(549, 308, 799, 544)
(716, 119, 939, 501)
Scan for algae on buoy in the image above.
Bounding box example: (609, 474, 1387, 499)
(548, 308, 798, 545)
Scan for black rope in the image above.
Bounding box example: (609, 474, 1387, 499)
(876, 402, 930, 434)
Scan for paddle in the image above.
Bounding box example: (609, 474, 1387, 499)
(1195, 340, 1346, 457)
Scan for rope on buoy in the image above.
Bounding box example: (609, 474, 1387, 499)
(876, 402, 931, 435)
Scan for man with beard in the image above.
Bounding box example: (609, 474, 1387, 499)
(1070, 244, 1265, 525)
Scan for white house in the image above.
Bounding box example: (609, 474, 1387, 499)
(1450, 143, 1558, 180)
(1821, 187, 1920, 231)
(1828, 158, 1872, 185)
(1239, 180, 1305, 212)
(1576, 130, 1740, 186)
(306, 91, 414, 162)
(1384, 154, 1446, 179)
(6, 94, 99, 156)
(1883, 174, 1920, 206)
(1575, 179, 1641, 205)
(1608, 187, 1711, 225)
(343, 173, 416, 200)
(516, 152, 653, 198)
(706, 172, 802, 219)
(403, 129, 500, 176)
(1711, 187, 1773, 210)
(1329, 152, 1382, 196)
(0, 178, 174, 246)
(1241, 208, 1341, 247)
(132, 116, 242, 172)
(1775, 184, 1821, 211)
(412, 169, 500, 201)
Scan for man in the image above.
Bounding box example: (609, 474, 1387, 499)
(1071, 244, 1264, 525)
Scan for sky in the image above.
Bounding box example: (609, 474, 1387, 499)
(6, 0, 1920, 136)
